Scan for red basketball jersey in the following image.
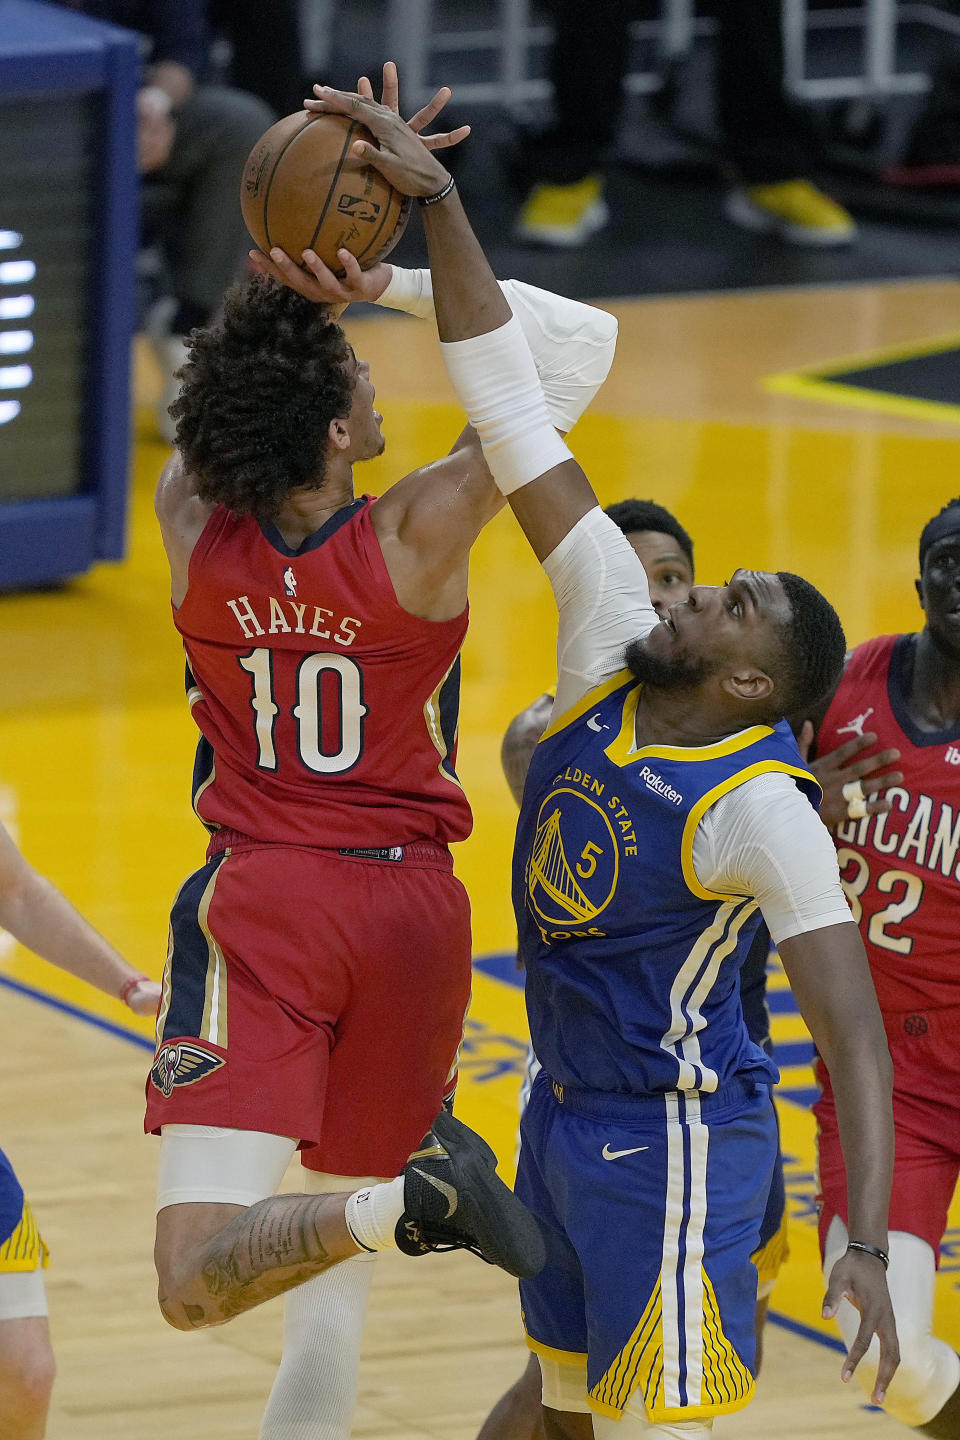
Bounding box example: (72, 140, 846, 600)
(172, 497, 472, 849)
(820, 633, 960, 1012)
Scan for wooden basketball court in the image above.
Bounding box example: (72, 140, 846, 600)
(1, 276, 959, 1437)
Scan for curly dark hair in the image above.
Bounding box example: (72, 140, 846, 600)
(604, 498, 695, 574)
(169, 276, 356, 519)
(772, 571, 847, 717)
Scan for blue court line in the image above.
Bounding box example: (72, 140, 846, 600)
(0, 972, 154, 1051)
(1, 964, 850, 1361)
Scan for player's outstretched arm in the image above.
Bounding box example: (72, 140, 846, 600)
(376, 267, 618, 437)
(309, 78, 650, 675)
(308, 81, 597, 562)
(0, 820, 160, 1016)
(778, 922, 898, 1403)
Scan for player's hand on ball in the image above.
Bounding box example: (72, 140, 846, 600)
(822, 1249, 899, 1404)
(305, 71, 456, 197)
(305, 60, 471, 157)
(250, 246, 392, 309)
(797, 721, 903, 830)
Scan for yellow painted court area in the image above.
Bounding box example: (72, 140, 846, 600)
(2, 279, 960, 1436)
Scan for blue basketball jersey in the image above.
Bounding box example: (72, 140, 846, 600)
(514, 670, 820, 1096)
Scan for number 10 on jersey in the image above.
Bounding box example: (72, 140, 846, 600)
(238, 648, 368, 775)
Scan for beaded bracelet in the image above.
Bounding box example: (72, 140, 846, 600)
(119, 974, 150, 1008)
(846, 1240, 890, 1270)
(418, 176, 456, 207)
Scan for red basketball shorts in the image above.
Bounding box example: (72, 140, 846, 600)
(815, 1005, 960, 1261)
(144, 837, 472, 1178)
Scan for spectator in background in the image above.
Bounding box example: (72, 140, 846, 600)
(59, 1, 273, 441)
(517, 0, 857, 249)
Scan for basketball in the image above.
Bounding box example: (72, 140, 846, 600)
(240, 111, 411, 275)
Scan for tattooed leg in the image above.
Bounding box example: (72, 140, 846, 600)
(155, 1193, 360, 1330)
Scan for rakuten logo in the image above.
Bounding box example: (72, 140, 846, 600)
(0, 230, 35, 426)
(638, 764, 683, 806)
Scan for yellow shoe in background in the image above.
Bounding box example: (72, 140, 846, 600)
(515, 174, 609, 247)
(724, 179, 857, 247)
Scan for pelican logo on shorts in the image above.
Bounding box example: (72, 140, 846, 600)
(150, 1040, 225, 1098)
(527, 787, 621, 928)
(336, 193, 381, 224)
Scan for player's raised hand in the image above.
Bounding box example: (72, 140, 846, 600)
(305, 60, 471, 154)
(797, 722, 903, 830)
(822, 1248, 899, 1404)
(250, 245, 392, 308)
(305, 79, 454, 197)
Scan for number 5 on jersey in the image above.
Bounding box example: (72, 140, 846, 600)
(239, 648, 368, 775)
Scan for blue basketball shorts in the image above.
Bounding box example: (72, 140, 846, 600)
(0, 1147, 48, 1272)
(515, 1071, 777, 1425)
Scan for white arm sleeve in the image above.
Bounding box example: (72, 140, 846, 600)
(542, 506, 659, 716)
(692, 771, 854, 945)
(378, 268, 617, 431)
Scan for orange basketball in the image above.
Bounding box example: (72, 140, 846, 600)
(241, 111, 411, 275)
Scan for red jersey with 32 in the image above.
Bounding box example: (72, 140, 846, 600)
(820, 633, 960, 1012)
(173, 497, 472, 849)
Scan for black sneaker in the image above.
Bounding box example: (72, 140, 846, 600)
(396, 1111, 545, 1278)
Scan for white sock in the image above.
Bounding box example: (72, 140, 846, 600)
(343, 1175, 406, 1253)
(259, 1256, 374, 1440)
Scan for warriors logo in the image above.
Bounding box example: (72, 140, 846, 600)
(527, 788, 620, 927)
(150, 1040, 225, 1098)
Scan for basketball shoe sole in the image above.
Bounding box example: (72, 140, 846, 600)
(397, 1110, 546, 1278)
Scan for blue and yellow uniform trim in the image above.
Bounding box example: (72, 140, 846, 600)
(0, 1150, 48, 1273)
(0, 1200, 49, 1273)
(516, 1076, 777, 1423)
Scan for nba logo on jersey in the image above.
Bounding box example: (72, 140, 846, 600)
(946, 746, 960, 766)
(283, 566, 297, 597)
